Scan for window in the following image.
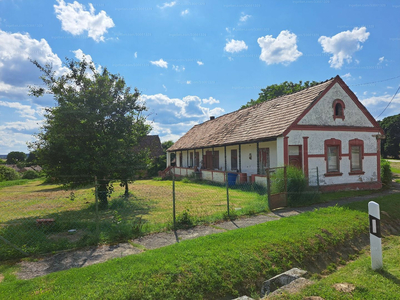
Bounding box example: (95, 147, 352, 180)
(189, 152, 193, 167)
(324, 138, 342, 176)
(231, 149, 238, 170)
(327, 146, 339, 172)
(212, 151, 219, 169)
(349, 139, 364, 174)
(194, 152, 199, 167)
(332, 99, 345, 120)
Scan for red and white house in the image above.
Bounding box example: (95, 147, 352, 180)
(166, 75, 384, 191)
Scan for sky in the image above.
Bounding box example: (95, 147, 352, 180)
(0, 0, 399, 154)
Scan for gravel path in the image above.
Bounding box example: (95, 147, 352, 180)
(16, 183, 400, 280)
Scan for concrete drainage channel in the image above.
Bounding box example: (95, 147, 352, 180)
(233, 268, 311, 300)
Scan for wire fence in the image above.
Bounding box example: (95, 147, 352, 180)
(0, 167, 320, 261)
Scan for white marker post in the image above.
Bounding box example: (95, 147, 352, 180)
(368, 201, 383, 270)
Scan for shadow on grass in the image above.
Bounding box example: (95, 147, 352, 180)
(0, 194, 155, 261)
(377, 269, 400, 285)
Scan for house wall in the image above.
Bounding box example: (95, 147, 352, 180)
(276, 137, 284, 167)
(287, 129, 380, 187)
(298, 82, 374, 127)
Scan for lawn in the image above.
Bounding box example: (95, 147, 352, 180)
(0, 206, 368, 299)
(389, 159, 400, 183)
(0, 179, 268, 260)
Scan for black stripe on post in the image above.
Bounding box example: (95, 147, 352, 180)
(369, 215, 381, 238)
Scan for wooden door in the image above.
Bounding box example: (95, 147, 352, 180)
(289, 146, 302, 169)
(258, 148, 270, 174)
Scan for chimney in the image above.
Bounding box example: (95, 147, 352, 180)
(210, 116, 215, 120)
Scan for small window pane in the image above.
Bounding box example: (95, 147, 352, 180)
(351, 146, 361, 170)
(327, 146, 339, 172)
(335, 103, 343, 116)
(231, 149, 238, 170)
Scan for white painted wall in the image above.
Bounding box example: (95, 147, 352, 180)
(254, 176, 268, 187)
(298, 83, 374, 127)
(240, 143, 257, 176)
(287, 129, 380, 186)
(277, 137, 284, 167)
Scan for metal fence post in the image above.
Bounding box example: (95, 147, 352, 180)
(226, 171, 230, 218)
(94, 176, 99, 237)
(172, 171, 176, 230)
(316, 167, 320, 191)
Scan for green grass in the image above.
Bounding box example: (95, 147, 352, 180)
(273, 235, 400, 300)
(0, 179, 268, 260)
(0, 206, 368, 299)
(319, 189, 381, 203)
(0, 179, 33, 189)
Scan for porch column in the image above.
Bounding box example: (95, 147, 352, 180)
(224, 146, 227, 171)
(167, 151, 171, 167)
(256, 142, 260, 174)
(377, 138, 381, 183)
(284, 136, 289, 165)
(303, 137, 309, 178)
(239, 144, 242, 173)
(187, 150, 189, 167)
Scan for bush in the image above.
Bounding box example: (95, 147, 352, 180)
(22, 169, 40, 179)
(271, 166, 319, 207)
(381, 158, 392, 188)
(0, 165, 20, 181)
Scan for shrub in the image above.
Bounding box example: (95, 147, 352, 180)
(22, 169, 40, 179)
(381, 158, 392, 188)
(271, 166, 319, 207)
(175, 209, 195, 229)
(0, 165, 20, 181)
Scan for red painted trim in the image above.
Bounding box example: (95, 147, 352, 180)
(377, 139, 381, 183)
(349, 138, 364, 173)
(303, 137, 309, 178)
(283, 75, 384, 137)
(349, 171, 365, 175)
(325, 138, 342, 175)
(320, 181, 382, 192)
(308, 154, 325, 158)
(284, 136, 289, 165)
(289, 125, 380, 132)
(332, 99, 346, 120)
(364, 153, 378, 157)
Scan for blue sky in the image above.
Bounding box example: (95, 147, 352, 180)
(0, 0, 399, 154)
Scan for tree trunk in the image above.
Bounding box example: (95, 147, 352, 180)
(124, 180, 129, 197)
(97, 179, 109, 209)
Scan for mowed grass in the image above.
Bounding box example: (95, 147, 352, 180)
(0, 179, 268, 260)
(272, 193, 400, 300)
(390, 160, 400, 182)
(0, 206, 368, 300)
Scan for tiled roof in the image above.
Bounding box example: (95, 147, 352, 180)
(134, 135, 164, 158)
(168, 78, 335, 151)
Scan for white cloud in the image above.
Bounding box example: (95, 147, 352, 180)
(341, 73, 352, 79)
(172, 65, 185, 72)
(186, 81, 191, 84)
(239, 13, 251, 23)
(196, 61, 204, 66)
(257, 30, 302, 65)
(318, 27, 370, 69)
(54, 0, 115, 42)
(150, 59, 168, 68)
(72, 49, 102, 77)
(0, 101, 36, 119)
(134, 52, 137, 59)
(378, 56, 384, 63)
(202, 97, 219, 105)
(363, 91, 368, 96)
(225, 27, 231, 33)
(162, 84, 167, 91)
(0, 29, 66, 104)
(224, 39, 248, 53)
(387, 86, 393, 89)
(141, 93, 225, 142)
(181, 9, 189, 16)
(361, 93, 400, 106)
(157, 1, 176, 9)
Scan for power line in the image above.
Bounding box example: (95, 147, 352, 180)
(350, 75, 400, 87)
(375, 84, 400, 119)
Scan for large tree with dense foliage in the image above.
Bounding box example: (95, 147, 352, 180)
(6, 151, 26, 164)
(241, 80, 321, 109)
(379, 114, 400, 158)
(29, 58, 150, 208)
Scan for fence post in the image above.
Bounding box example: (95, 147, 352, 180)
(316, 167, 320, 191)
(172, 171, 176, 230)
(266, 168, 271, 209)
(226, 171, 230, 218)
(94, 176, 100, 237)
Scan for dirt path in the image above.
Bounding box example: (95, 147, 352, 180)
(15, 183, 400, 280)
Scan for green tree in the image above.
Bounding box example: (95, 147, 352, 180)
(0, 165, 20, 181)
(26, 151, 38, 165)
(162, 140, 174, 152)
(241, 80, 321, 109)
(379, 114, 400, 158)
(6, 151, 26, 164)
(29, 58, 150, 208)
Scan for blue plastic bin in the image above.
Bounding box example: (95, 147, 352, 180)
(227, 173, 238, 186)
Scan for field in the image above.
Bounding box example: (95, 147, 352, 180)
(0, 179, 268, 259)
